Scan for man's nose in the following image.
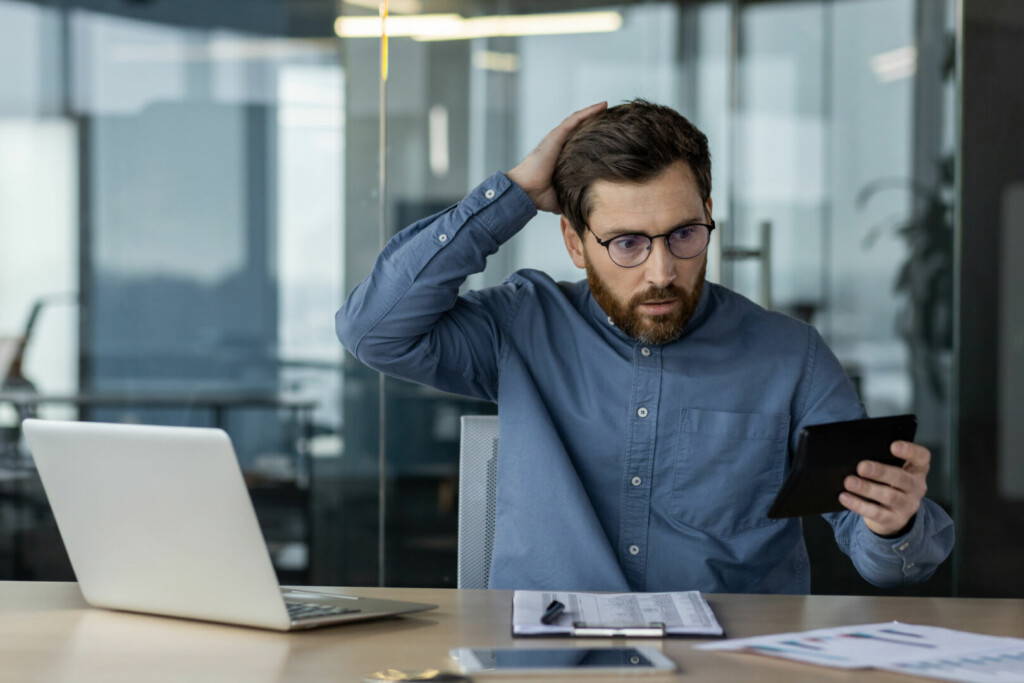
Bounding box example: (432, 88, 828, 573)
(644, 236, 677, 287)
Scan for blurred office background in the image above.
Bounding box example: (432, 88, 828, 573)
(0, 0, 1020, 597)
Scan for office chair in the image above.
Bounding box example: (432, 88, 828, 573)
(457, 415, 499, 589)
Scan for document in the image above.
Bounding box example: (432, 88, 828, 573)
(697, 622, 1024, 683)
(512, 590, 723, 637)
(880, 643, 1024, 682)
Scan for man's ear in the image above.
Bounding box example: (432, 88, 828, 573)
(561, 216, 587, 269)
(705, 196, 714, 221)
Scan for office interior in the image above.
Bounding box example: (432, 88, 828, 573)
(0, 0, 1020, 599)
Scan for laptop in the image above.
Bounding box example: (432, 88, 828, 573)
(21, 419, 437, 631)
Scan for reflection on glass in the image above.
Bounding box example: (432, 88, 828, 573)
(0, 0, 958, 595)
(0, 2, 346, 584)
(364, 0, 956, 592)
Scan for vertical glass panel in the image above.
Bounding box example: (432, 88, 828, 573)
(275, 60, 345, 485)
(826, 0, 917, 421)
(693, 2, 732, 283)
(731, 1, 829, 312)
(379, 19, 489, 585)
(0, 1, 79, 580)
(370, 0, 956, 592)
(0, 1, 77, 400)
(339, 9, 385, 586)
(729, 0, 954, 593)
(0, 1, 64, 116)
(0, 0, 960, 594)
(0, 120, 78, 397)
(1, 2, 346, 583)
(74, 11, 343, 582)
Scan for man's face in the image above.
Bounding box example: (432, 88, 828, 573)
(561, 161, 711, 345)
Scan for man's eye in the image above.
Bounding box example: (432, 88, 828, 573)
(672, 227, 696, 241)
(613, 236, 644, 251)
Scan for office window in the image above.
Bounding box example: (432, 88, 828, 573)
(2, 0, 991, 597)
(350, 0, 957, 593)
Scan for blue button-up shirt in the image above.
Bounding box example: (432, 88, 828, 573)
(337, 172, 954, 593)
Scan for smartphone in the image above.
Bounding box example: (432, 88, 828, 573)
(449, 646, 676, 676)
(767, 414, 918, 518)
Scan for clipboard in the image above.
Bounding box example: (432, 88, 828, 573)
(570, 621, 667, 638)
(511, 591, 724, 638)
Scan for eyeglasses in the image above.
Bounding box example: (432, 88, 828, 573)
(587, 221, 716, 268)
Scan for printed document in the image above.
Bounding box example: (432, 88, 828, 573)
(512, 590, 723, 636)
(697, 622, 1024, 682)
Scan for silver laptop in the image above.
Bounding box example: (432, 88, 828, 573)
(21, 419, 436, 631)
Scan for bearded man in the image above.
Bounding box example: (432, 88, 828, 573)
(336, 100, 953, 592)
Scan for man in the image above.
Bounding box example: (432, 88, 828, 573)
(337, 100, 954, 593)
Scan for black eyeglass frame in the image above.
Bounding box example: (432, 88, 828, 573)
(586, 220, 717, 268)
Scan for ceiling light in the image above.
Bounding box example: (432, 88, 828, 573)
(342, 0, 424, 14)
(334, 11, 623, 41)
(871, 46, 917, 82)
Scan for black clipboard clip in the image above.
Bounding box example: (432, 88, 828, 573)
(571, 621, 666, 637)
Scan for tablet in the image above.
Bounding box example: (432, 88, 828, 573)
(767, 414, 917, 519)
(449, 647, 676, 676)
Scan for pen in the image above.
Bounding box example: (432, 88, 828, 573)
(540, 600, 565, 625)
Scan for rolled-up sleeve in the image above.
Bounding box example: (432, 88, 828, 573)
(829, 500, 955, 587)
(792, 325, 955, 587)
(336, 172, 537, 400)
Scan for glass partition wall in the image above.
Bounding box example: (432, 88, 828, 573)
(1, 0, 959, 595)
(347, 0, 958, 593)
(0, 0, 346, 583)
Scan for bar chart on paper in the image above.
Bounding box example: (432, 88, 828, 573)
(698, 622, 1024, 682)
(881, 645, 1024, 682)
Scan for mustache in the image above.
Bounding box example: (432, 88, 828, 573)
(629, 285, 686, 308)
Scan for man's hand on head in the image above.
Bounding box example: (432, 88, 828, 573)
(506, 101, 607, 214)
(838, 440, 931, 537)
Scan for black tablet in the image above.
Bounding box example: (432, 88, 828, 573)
(767, 414, 918, 519)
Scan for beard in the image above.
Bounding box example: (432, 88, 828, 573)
(586, 259, 706, 345)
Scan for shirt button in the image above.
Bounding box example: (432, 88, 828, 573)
(606, 316, 614, 326)
(484, 188, 496, 199)
(631, 476, 642, 487)
(637, 407, 648, 418)
(905, 562, 915, 570)
(438, 234, 448, 243)
(628, 545, 640, 556)
(898, 542, 909, 552)
(640, 347, 651, 357)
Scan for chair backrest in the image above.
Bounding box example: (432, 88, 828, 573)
(457, 415, 499, 589)
(0, 337, 20, 385)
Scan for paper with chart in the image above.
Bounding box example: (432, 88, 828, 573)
(512, 590, 723, 636)
(697, 622, 1024, 682)
(880, 643, 1024, 683)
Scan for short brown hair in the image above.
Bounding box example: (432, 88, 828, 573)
(552, 99, 712, 235)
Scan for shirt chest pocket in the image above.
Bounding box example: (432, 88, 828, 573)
(671, 408, 789, 537)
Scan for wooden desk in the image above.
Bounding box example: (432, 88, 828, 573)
(2, 582, 1022, 682)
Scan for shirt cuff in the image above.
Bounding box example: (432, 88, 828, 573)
(857, 509, 927, 576)
(462, 172, 538, 244)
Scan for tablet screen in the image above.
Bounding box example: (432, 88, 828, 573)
(472, 647, 654, 669)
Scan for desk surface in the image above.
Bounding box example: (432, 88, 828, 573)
(2, 582, 1022, 682)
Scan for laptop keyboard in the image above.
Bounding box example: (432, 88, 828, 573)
(286, 601, 360, 621)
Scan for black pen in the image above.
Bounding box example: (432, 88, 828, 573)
(540, 599, 565, 625)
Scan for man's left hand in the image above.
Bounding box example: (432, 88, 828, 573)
(839, 440, 930, 537)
